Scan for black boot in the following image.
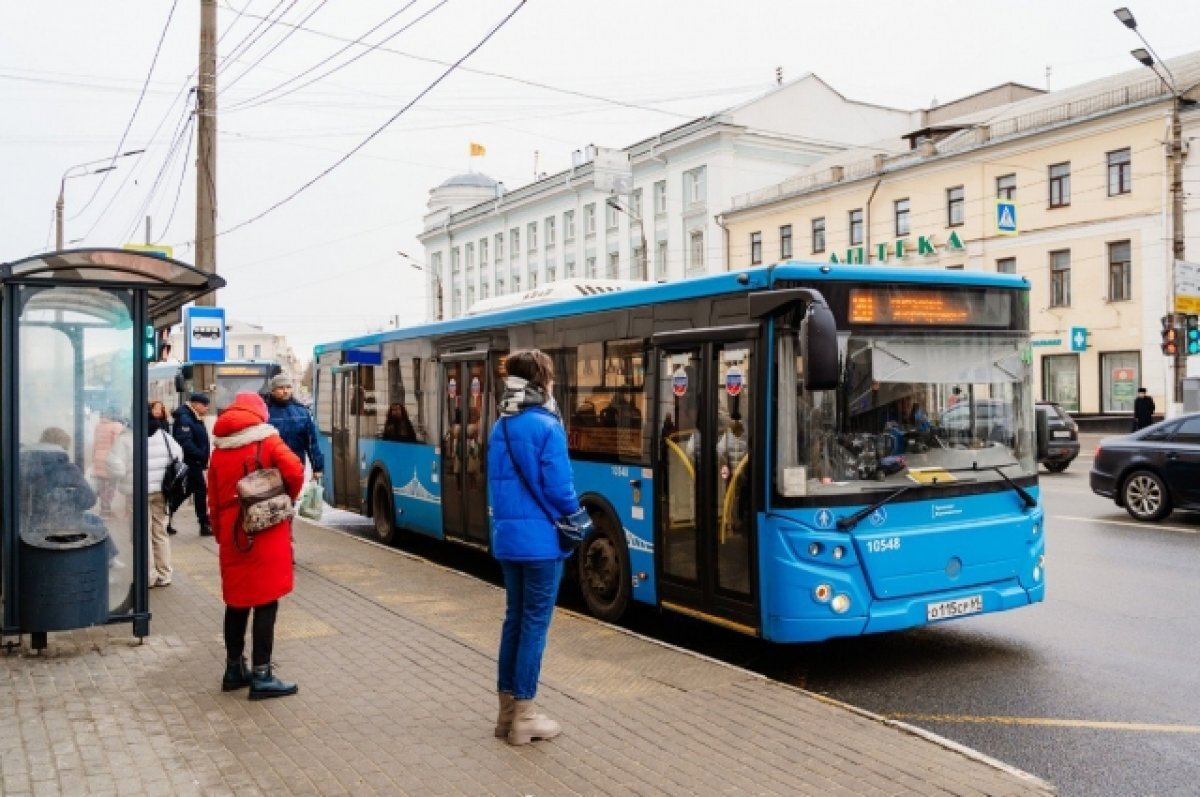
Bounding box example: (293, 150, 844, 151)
(222, 657, 252, 691)
(199, 524, 214, 537)
(249, 664, 298, 701)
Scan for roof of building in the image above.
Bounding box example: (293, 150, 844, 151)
(437, 172, 499, 190)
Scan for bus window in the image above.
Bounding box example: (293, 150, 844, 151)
(564, 339, 646, 462)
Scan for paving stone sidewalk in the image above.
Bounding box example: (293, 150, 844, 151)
(1, 513, 1056, 796)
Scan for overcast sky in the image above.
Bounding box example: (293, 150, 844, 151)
(3, 0, 1199, 363)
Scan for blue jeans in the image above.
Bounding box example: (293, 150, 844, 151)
(497, 559, 563, 700)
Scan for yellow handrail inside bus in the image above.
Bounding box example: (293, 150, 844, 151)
(720, 455, 749, 544)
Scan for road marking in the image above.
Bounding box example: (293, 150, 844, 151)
(1055, 514, 1199, 534)
(888, 713, 1200, 734)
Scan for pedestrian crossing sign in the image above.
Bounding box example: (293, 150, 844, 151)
(995, 200, 1018, 235)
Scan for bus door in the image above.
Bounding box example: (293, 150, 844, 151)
(439, 353, 492, 546)
(330, 365, 359, 509)
(654, 328, 759, 633)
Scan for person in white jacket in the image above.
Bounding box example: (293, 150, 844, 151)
(108, 412, 184, 587)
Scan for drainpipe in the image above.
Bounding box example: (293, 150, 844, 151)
(863, 177, 882, 263)
(715, 213, 730, 272)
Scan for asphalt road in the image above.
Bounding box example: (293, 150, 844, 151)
(323, 440, 1200, 797)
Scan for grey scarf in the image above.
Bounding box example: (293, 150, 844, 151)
(499, 376, 561, 419)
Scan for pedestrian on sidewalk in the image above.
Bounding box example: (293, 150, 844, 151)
(1132, 387, 1155, 431)
(264, 373, 323, 482)
(208, 391, 305, 700)
(487, 349, 582, 745)
(146, 407, 183, 587)
(173, 392, 213, 536)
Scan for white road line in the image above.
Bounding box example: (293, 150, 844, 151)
(1054, 514, 1199, 534)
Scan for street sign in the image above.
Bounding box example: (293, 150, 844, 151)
(1069, 326, 1087, 352)
(184, 306, 226, 363)
(1175, 260, 1200, 314)
(995, 200, 1018, 235)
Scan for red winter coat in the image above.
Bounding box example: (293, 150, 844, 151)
(208, 392, 305, 608)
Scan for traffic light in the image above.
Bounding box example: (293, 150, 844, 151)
(1186, 314, 1200, 356)
(144, 324, 156, 361)
(1161, 315, 1179, 356)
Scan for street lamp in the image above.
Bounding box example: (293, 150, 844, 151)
(605, 196, 648, 281)
(1113, 7, 1190, 406)
(398, 250, 443, 321)
(54, 149, 144, 249)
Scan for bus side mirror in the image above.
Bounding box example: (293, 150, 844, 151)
(1035, 408, 1049, 460)
(801, 303, 839, 391)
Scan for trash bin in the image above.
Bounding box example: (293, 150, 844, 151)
(18, 517, 110, 633)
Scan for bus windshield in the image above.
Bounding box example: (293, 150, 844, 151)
(776, 329, 1035, 496)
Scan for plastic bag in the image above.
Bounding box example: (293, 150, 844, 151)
(297, 480, 324, 521)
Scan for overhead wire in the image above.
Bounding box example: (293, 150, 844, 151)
(68, 0, 180, 222)
(211, 0, 528, 241)
(220, 0, 330, 95)
(215, 0, 293, 76)
(158, 111, 198, 241)
(119, 101, 196, 243)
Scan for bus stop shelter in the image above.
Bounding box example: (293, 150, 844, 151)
(0, 248, 223, 650)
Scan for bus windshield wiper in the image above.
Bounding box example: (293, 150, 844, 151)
(943, 462, 1037, 509)
(836, 486, 911, 532)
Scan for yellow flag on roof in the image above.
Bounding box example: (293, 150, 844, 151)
(469, 142, 486, 157)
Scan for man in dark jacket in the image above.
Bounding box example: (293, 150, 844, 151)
(173, 392, 213, 535)
(265, 374, 323, 480)
(1132, 387, 1156, 431)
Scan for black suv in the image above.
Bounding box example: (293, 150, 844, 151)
(1036, 401, 1079, 472)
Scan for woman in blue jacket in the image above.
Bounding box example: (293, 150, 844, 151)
(488, 349, 581, 746)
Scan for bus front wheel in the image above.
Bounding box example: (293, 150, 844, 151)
(371, 476, 399, 544)
(577, 508, 630, 622)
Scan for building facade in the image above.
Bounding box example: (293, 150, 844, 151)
(416, 75, 918, 320)
(722, 53, 1200, 418)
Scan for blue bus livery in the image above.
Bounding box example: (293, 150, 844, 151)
(313, 263, 1044, 642)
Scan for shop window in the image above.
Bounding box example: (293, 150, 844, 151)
(1100, 352, 1139, 414)
(1042, 353, 1079, 411)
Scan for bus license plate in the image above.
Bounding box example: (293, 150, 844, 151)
(926, 595, 983, 622)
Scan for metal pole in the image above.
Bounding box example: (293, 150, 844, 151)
(55, 182, 65, 250)
(1170, 96, 1185, 405)
(195, 0, 218, 391)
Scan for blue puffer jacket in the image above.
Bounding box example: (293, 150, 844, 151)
(488, 407, 580, 562)
(265, 396, 324, 473)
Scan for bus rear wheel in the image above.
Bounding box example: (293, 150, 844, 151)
(371, 476, 399, 544)
(577, 509, 630, 622)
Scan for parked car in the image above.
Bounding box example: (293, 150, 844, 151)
(1036, 401, 1079, 472)
(1089, 412, 1200, 521)
(937, 398, 1013, 445)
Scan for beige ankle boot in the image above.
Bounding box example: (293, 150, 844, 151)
(495, 692, 516, 738)
(507, 699, 561, 745)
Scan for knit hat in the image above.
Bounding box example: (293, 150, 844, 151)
(270, 373, 294, 390)
(189, 392, 211, 405)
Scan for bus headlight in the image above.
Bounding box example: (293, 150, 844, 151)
(808, 542, 823, 557)
(831, 594, 851, 614)
(813, 584, 832, 603)
(832, 546, 845, 560)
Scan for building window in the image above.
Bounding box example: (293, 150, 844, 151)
(451, 247, 461, 275)
(565, 257, 576, 279)
(527, 222, 537, 251)
(946, 186, 964, 227)
(545, 217, 556, 247)
(750, 231, 762, 265)
(510, 228, 519, 258)
(1108, 148, 1132, 196)
(779, 225, 793, 259)
(1101, 352, 1140, 413)
(1042, 353, 1079, 411)
(546, 260, 557, 282)
(1050, 249, 1071, 307)
(996, 257, 1016, 274)
(481, 280, 489, 299)
(606, 202, 619, 230)
(812, 217, 826, 253)
(479, 238, 488, 264)
(494, 233, 503, 262)
(496, 276, 505, 294)
(683, 167, 706, 206)
(1108, 240, 1132, 301)
(656, 240, 667, 280)
(467, 286, 475, 308)
(848, 209, 863, 246)
(1049, 162, 1071, 208)
(586, 256, 597, 278)
(528, 263, 538, 288)
(465, 242, 474, 269)
(946, 264, 964, 270)
(996, 173, 1016, 200)
(564, 210, 575, 241)
(607, 252, 619, 278)
(237, 344, 245, 358)
(511, 274, 520, 293)
(654, 180, 667, 215)
(689, 230, 704, 271)
(894, 198, 911, 237)
(631, 188, 643, 218)
(584, 204, 596, 235)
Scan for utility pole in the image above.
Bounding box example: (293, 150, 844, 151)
(195, 0, 218, 393)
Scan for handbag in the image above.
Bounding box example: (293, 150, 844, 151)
(501, 418, 592, 551)
(160, 431, 189, 509)
(234, 441, 293, 551)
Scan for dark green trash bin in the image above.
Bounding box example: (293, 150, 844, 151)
(18, 521, 110, 633)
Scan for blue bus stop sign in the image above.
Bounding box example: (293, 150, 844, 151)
(184, 306, 227, 363)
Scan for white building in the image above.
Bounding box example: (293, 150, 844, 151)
(417, 75, 920, 319)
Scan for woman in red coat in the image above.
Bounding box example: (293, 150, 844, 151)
(208, 391, 305, 700)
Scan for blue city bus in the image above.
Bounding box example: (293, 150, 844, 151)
(312, 263, 1044, 642)
(149, 360, 283, 415)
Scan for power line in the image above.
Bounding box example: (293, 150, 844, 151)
(215, 0, 292, 76)
(159, 112, 198, 241)
(220, 0, 330, 94)
(226, 0, 439, 112)
(214, 0, 528, 240)
(69, 0, 180, 222)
